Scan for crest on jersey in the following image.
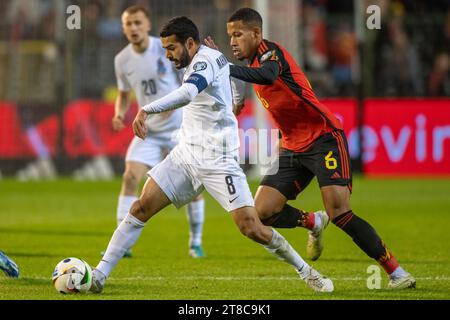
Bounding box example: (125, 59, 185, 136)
(193, 61, 207, 72)
(157, 57, 167, 75)
(260, 50, 278, 63)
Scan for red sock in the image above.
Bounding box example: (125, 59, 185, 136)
(298, 211, 315, 230)
(378, 251, 399, 275)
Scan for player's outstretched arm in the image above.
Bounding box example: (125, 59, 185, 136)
(142, 82, 199, 114)
(230, 62, 280, 85)
(204, 36, 280, 85)
(134, 81, 203, 139)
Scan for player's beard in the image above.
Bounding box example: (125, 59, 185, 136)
(174, 46, 190, 69)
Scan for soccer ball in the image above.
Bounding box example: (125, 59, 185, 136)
(52, 257, 92, 294)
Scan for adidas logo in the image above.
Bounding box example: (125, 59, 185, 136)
(330, 172, 341, 179)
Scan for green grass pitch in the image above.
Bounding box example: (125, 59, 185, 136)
(0, 176, 449, 300)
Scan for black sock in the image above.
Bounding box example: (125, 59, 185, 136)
(333, 211, 389, 259)
(261, 204, 311, 228)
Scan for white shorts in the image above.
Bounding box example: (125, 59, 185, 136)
(149, 144, 254, 212)
(125, 130, 178, 168)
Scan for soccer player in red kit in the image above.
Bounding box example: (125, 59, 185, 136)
(205, 7, 415, 289)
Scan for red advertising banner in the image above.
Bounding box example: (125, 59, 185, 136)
(63, 100, 136, 158)
(1, 98, 449, 176)
(321, 98, 357, 137)
(363, 99, 450, 176)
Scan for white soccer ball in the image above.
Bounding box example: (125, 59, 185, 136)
(52, 257, 92, 294)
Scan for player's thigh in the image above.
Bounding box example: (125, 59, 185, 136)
(300, 131, 353, 219)
(302, 131, 352, 191)
(200, 164, 254, 213)
(148, 148, 203, 210)
(259, 152, 315, 207)
(254, 186, 287, 219)
(320, 185, 351, 220)
(133, 177, 172, 222)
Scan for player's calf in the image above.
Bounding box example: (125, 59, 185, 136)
(332, 210, 415, 289)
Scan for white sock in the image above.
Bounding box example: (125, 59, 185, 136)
(311, 213, 323, 234)
(390, 266, 408, 280)
(264, 229, 311, 278)
(185, 198, 205, 247)
(96, 213, 145, 278)
(117, 195, 138, 226)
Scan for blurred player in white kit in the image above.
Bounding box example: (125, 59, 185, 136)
(107, 6, 205, 258)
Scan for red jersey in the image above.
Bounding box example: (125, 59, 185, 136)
(250, 39, 343, 152)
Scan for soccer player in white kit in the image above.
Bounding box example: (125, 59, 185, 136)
(109, 6, 205, 258)
(90, 16, 334, 293)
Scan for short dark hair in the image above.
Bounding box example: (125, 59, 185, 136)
(160, 16, 200, 44)
(228, 7, 263, 28)
(123, 5, 150, 20)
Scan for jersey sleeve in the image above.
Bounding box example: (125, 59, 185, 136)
(258, 42, 283, 75)
(114, 55, 131, 92)
(142, 82, 197, 114)
(184, 54, 216, 93)
(230, 62, 280, 85)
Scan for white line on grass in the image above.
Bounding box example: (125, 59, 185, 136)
(109, 276, 450, 282)
(28, 275, 450, 282)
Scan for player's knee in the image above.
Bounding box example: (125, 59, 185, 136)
(122, 170, 140, 191)
(129, 199, 147, 220)
(327, 206, 351, 220)
(324, 200, 351, 220)
(255, 201, 283, 220)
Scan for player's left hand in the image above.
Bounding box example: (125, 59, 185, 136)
(204, 36, 219, 50)
(133, 109, 148, 139)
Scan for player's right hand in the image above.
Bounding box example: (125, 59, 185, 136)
(112, 115, 126, 131)
(132, 109, 148, 139)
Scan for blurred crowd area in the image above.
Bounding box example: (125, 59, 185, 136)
(0, 0, 448, 105)
(302, 0, 449, 97)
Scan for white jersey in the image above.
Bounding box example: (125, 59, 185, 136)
(144, 45, 254, 212)
(114, 36, 182, 132)
(179, 45, 239, 154)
